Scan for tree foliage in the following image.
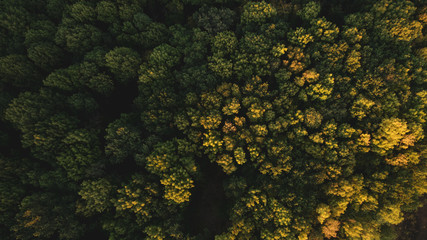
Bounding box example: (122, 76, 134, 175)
(0, 0, 426, 239)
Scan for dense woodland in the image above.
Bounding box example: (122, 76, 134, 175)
(0, 0, 426, 239)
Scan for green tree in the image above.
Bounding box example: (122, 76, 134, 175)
(0, 55, 39, 87)
(55, 24, 102, 54)
(77, 178, 113, 216)
(193, 6, 235, 34)
(105, 114, 142, 164)
(13, 193, 84, 240)
(372, 118, 410, 155)
(56, 129, 102, 181)
(105, 47, 141, 83)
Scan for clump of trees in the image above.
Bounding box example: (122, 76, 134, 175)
(0, 0, 426, 239)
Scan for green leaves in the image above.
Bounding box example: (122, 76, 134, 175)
(77, 178, 113, 216)
(297, 1, 321, 21)
(144, 140, 197, 204)
(105, 47, 141, 82)
(13, 193, 84, 240)
(241, 1, 277, 24)
(0, 55, 39, 87)
(193, 6, 235, 34)
(105, 115, 141, 164)
(212, 31, 238, 56)
(57, 129, 101, 181)
(148, 44, 180, 68)
(55, 24, 102, 54)
(372, 118, 410, 155)
(0, 0, 426, 239)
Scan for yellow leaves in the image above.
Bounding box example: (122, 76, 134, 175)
(357, 133, 371, 152)
(222, 98, 241, 115)
(351, 96, 376, 120)
(115, 127, 127, 135)
(202, 130, 223, 152)
(200, 92, 222, 109)
(342, 27, 364, 44)
(234, 147, 246, 165)
(216, 82, 240, 98)
(418, 8, 427, 24)
(281, 46, 308, 73)
(310, 17, 339, 42)
(33, 134, 45, 145)
(270, 200, 291, 226)
(259, 159, 291, 177)
(345, 49, 361, 73)
(412, 165, 427, 195)
(378, 204, 404, 225)
(245, 189, 267, 208)
(234, 116, 246, 127)
(145, 142, 197, 205)
(296, 69, 320, 87)
(343, 219, 364, 239)
(247, 102, 266, 120)
(223, 121, 237, 133)
(324, 138, 338, 150)
(322, 218, 341, 239)
(261, 227, 291, 239)
(306, 73, 334, 101)
(316, 204, 331, 224)
(223, 135, 236, 151)
(385, 152, 420, 167)
(322, 41, 349, 66)
(288, 60, 304, 73)
(337, 123, 356, 138)
(242, 76, 269, 97)
(244, 82, 254, 92)
(288, 27, 314, 48)
(271, 44, 287, 57)
(382, 18, 423, 42)
(230, 218, 254, 237)
(24, 215, 41, 228)
(372, 118, 410, 155)
(248, 145, 260, 160)
(250, 124, 268, 137)
(200, 112, 222, 129)
(241, 1, 277, 24)
(326, 176, 364, 198)
(302, 69, 320, 84)
(144, 225, 167, 240)
(330, 198, 349, 217)
(146, 154, 169, 173)
(115, 175, 159, 218)
(399, 133, 416, 149)
(118, 200, 149, 216)
(23, 210, 32, 218)
(304, 108, 323, 128)
(309, 133, 324, 144)
(160, 171, 194, 204)
(217, 154, 237, 174)
(322, 120, 337, 136)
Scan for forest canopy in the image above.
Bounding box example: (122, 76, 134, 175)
(0, 0, 426, 239)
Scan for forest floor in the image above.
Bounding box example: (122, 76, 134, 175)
(397, 197, 427, 240)
(183, 158, 228, 239)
